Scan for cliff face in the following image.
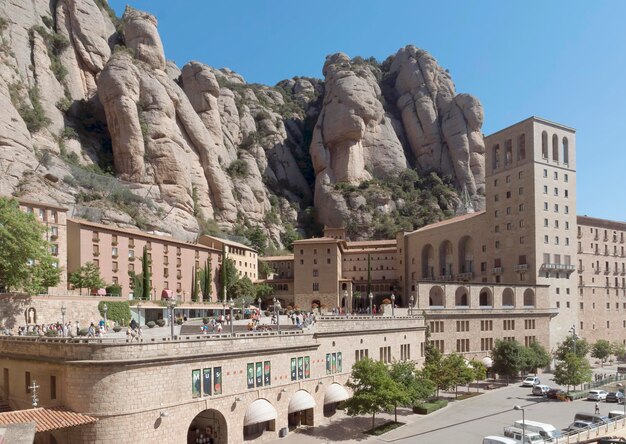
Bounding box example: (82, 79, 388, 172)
(0, 1, 485, 247)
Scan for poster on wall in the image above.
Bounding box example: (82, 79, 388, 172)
(304, 356, 311, 379)
(298, 357, 304, 380)
(264, 361, 271, 386)
(291, 358, 297, 381)
(192, 369, 201, 398)
(332, 353, 337, 373)
(326, 353, 331, 375)
(256, 362, 263, 387)
(213, 367, 222, 395)
(337, 352, 343, 372)
(203, 368, 212, 396)
(247, 363, 255, 389)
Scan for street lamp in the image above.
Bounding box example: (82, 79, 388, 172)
(273, 297, 281, 333)
(409, 295, 414, 316)
(229, 298, 234, 337)
(257, 297, 261, 317)
(169, 300, 176, 340)
(61, 304, 66, 335)
(369, 292, 373, 318)
(137, 303, 142, 327)
(391, 293, 395, 317)
(103, 303, 108, 328)
(514, 405, 525, 443)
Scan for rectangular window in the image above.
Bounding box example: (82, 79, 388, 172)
(312, 269, 319, 277)
(312, 282, 319, 291)
(50, 375, 56, 400)
(543, 185, 548, 194)
(25, 371, 31, 394)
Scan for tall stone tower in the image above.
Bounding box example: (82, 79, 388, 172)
(484, 117, 577, 349)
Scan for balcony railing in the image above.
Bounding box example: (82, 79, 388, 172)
(513, 264, 529, 272)
(438, 274, 453, 282)
(456, 272, 474, 281)
(492, 267, 504, 275)
(594, 233, 600, 240)
(577, 266, 585, 273)
(541, 263, 575, 273)
(594, 268, 601, 274)
(604, 269, 611, 275)
(577, 232, 583, 239)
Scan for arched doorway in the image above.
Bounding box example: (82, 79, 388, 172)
(288, 390, 315, 429)
(429, 286, 444, 307)
(187, 409, 227, 444)
(243, 399, 277, 441)
(324, 383, 349, 417)
(458, 236, 474, 274)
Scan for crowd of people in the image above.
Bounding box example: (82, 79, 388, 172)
(0, 319, 111, 337)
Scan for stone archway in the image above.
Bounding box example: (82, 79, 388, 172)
(187, 408, 228, 444)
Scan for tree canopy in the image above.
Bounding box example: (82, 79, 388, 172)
(591, 339, 612, 366)
(389, 360, 434, 420)
(553, 352, 592, 392)
(521, 341, 552, 373)
(491, 339, 524, 380)
(68, 262, 104, 295)
(0, 197, 60, 294)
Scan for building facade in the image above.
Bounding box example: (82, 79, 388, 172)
(0, 316, 425, 444)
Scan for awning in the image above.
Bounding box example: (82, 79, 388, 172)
(161, 289, 173, 299)
(243, 399, 277, 426)
(0, 407, 98, 432)
(288, 391, 315, 414)
(324, 383, 350, 404)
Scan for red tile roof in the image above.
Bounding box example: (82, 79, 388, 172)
(0, 407, 98, 432)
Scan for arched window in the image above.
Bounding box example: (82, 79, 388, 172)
(422, 244, 435, 279)
(552, 134, 559, 162)
(439, 240, 453, 277)
(493, 144, 500, 170)
(429, 286, 444, 307)
(455, 287, 469, 307)
(517, 134, 526, 160)
(502, 288, 514, 307)
(562, 137, 569, 165)
(541, 131, 548, 159)
(523, 289, 536, 307)
(479, 287, 493, 307)
(505, 139, 513, 165)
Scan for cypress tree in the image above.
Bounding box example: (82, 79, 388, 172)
(142, 246, 150, 300)
(366, 253, 371, 297)
(191, 266, 198, 302)
(203, 256, 212, 302)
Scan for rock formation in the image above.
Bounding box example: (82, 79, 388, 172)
(0, 1, 486, 246)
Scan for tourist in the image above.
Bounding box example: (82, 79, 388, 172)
(87, 322, 95, 337)
(130, 318, 137, 330)
(76, 320, 80, 337)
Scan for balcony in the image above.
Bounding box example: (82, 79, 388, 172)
(621, 271, 626, 276)
(541, 263, 575, 273)
(621, 238, 625, 244)
(111, 240, 118, 246)
(513, 264, 529, 272)
(577, 232, 583, 239)
(594, 268, 601, 274)
(437, 274, 453, 282)
(594, 233, 600, 240)
(492, 267, 504, 275)
(604, 269, 611, 275)
(578, 248, 583, 254)
(456, 272, 474, 281)
(577, 266, 584, 273)
(93, 252, 100, 257)
(614, 269, 620, 275)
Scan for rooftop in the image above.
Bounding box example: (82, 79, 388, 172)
(408, 211, 486, 234)
(577, 215, 626, 231)
(0, 407, 98, 432)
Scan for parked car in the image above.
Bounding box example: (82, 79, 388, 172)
(547, 388, 566, 399)
(587, 390, 608, 401)
(605, 391, 625, 403)
(532, 384, 551, 396)
(563, 420, 592, 433)
(483, 437, 517, 444)
(522, 376, 541, 387)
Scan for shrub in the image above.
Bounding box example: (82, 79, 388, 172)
(61, 127, 79, 140)
(146, 321, 156, 328)
(226, 159, 248, 178)
(105, 284, 122, 297)
(9, 85, 50, 133)
(413, 399, 448, 415)
(98, 301, 131, 325)
(264, 310, 271, 316)
(78, 328, 89, 336)
(156, 319, 166, 327)
(45, 330, 58, 337)
(113, 325, 122, 333)
(176, 318, 183, 325)
(202, 317, 209, 325)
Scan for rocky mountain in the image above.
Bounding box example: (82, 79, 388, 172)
(0, 0, 485, 250)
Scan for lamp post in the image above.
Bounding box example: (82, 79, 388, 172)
(137, 303, 142, 327)
(369, 292, 373, 318)
(61, 304, 66, 335)
(391, 293, 395, 317)
(229, 298, 234, 337)
(257, 297, 261, 317)
(343, 290, 347, 315)
(409, 295, 414, 316)
(103, 303, 108, 327)
(169, 300, 176, 340)
(273, 297, 281, 333)
(514, 405, 525, 444)
(570, 325, 577, 355)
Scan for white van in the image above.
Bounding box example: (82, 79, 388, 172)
(503, 426, 546, 443)
(513, 420, 562, 441)
(483, 437, 518, 444)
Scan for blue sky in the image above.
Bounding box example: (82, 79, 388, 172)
(109, 0, 626, 221)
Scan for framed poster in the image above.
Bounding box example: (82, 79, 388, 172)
(192, 369, 201, 398)
(337, 352, 343, 372)
(213, 367, 222, 395)
(203, 368, 212, 396)
(332, 353, 337, 374)
(291, 358, 297, 381)
(298, 357, 304, 380)
(256, 362, 263, 387)
(247, 363, 255, 389)
(264, 361, 271, 386)
(326, 353, 331, 375)
(304, 356, 310, 379)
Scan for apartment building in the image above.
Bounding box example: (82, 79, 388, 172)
(67, 219, 221, 301)
(199, 235, 258, 281)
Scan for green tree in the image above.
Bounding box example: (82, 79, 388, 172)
(591, 339, 613, 367)
(129, 271, 143, 300)
(27, 254, 61, 295)
(554, 335, 589, 360)
(345, 358, 408, 429)
(216, 254, 238, 301)
(469, 359, 487, 388)
(0, 197, 60, 294)
(199, 256, 212, 301)
(280, 223, 300, 252)
(231, 276, 255, 300)
(389, 361, 434, 421)
(491, 339, 524, 383)
(245, 225, 267, 255)
(612, 342, 626, 362)
(141, 246, 150, 300)
(69, 262, 105, 294)
(553, 352, 592, 392)
(445, 354, 475, 398)
(422, 345, 454, 397)
(254, 283, 274, 301)
(191, 266, 198, 302)
(521, 341, 552, 374)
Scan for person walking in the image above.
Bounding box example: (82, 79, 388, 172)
(595, 401, 600, 414)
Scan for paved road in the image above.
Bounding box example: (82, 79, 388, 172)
(269, 369, 626, 444)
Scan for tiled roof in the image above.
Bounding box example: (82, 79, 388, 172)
(410, 211, 486, 233)
(0, 407, 98, 432)
(345, 239, 397, 247)
(260, 255, 294, 261)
